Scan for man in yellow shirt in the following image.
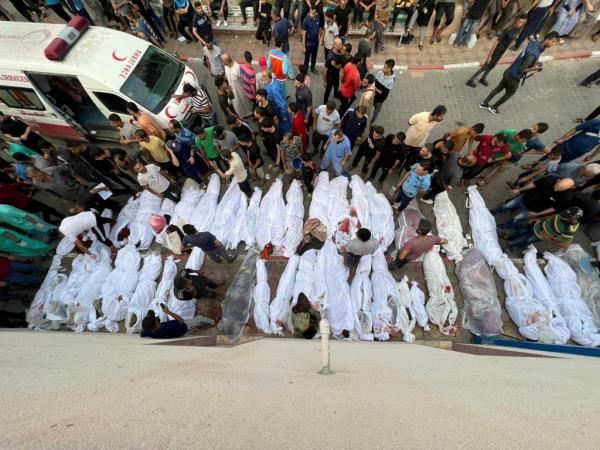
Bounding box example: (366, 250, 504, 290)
(135, 129, 180, 177)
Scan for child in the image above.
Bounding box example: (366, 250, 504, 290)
(288, 102, 308, 153)
(300, 153, 317, 193)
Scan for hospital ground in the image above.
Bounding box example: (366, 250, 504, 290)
(1, 330, 599, 449)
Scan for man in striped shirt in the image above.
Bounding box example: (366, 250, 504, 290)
(239, 51, 257, 104)
(173, 83, 218, 127)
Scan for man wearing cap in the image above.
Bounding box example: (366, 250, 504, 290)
(141, 304, 188, 338)
(320, 129, 351, 178)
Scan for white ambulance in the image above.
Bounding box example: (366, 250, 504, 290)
(0, 17, 200, 141)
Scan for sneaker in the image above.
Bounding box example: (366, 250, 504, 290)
(223, 20, 228, 27)
(466, 80, 476, 88)
(487, 105, 499, 115)
(479, 79, 489, 86)
(216, 20, 221, 27)
(478, 102, 489, 109)
(420, 197, 433, 205)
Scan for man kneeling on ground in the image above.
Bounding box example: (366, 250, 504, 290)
(344, 227, 379, 266)
(181, 224, 236, 263)
(389, 219, 447, 270)
(141, 304, 187, 338)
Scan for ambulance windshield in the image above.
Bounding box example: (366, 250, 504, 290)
(119, 47, 183, 113)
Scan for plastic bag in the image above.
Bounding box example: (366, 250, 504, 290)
(423, 246, 458, 335)
(256, 179, 286, 250)
(252, 259, 271, 333)
(466, 186, 503, 266)
(559, 244, 600, 328)
(395, 199, 424, 254)
(220, 247, 259, 340)
(456, 248, 503, 337)
(282, 180, 305, 257)
(350, 254, 374, 340)
(433, 191, 466, 262)
(269, 255, 300, 335)
(543, 252, 600, 347)
(410, 281, 429, 331)
(522, 245, 570, 344)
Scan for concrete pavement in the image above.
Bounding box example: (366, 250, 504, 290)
(1, 330, 599, 449)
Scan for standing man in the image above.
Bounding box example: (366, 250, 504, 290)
(294, 74, 313, 131)
(215, 77, 242, 122)
(126, 102, 166, 140)
(334, 0, 352, 42)
(267, 37, 294, 97)
(313, 101, 341, 154)
(192, 2, 214, 45)
(372, 58, 396, 122)
(421, 154, 477, 203)
(222, 53, 254, 119)
(369, 131, 408, 187)
(480, 32, 559, 114)
(340, 105, 368, 149)
(393, 162, 432, 213)
(338, 54, 362, 116)
(430, 0, 456, 44)
(323, 37, 344, 103)
(322, 9, 340, 60)
(350, 125, 385, 175)
(203, 39, 225, 77)
(272, 9, 291, 53)
(321, 129, 352, 177)
(239, 51, 257, 105)
(255, 0, 273, 45)
(466, 14, 528, 88)
(133, 161, 180, 202)
(357, 74, 376, 125)
(510, 0, 556, 51)
(404, 105, 447, 151)
(454, 0, 491, 47)
(302, 8, 323, 75)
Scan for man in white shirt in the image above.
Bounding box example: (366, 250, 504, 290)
(313, 100, 341, 154)
(59, 210, 113, 255)
(219, 150, 253, 198)
(323, 10, 339, 60)
(133, 162, 180, 202)
(405, 105, 447, 149)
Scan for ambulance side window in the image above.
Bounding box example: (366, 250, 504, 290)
(0, 86, 44, 111)
(93, 92, 129, 114)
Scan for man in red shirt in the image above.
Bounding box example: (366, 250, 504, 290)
(338, 54, 362, 116)
(288, 102, 308, 154)
(0, 182, 64, 223)
(463, 133, 510, 185)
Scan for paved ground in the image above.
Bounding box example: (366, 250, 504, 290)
(1, 331, 599, 449)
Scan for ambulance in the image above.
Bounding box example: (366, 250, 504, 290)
(0, 17, 200, 142)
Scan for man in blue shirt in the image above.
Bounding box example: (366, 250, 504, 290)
(272, 9, 291, 53)
(320, 129, 351, 178)
(548, 162, 600, 187)
(43, 0, 71, 22)
(552, 119, 600, 164)
(141, 305, 188, 339)
(479, 32, 559, 114)
(181, 225, 235, 263)
(168, 120, 196, 147)
(394, 163, 432, 213)
(302, 8, 323, 74)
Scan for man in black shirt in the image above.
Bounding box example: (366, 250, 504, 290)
(368, 131, 407, 186)
(323, 37, 344, 103)
(192, 2, 214, 45)
(493, 176, 575, 228)
(255, 0, 273, 44)
(0, 113, 47, 153)
(430, 139, 455, 171)
(226, 116, 253, 139)
(260, 117, 282, 163)
(350, 125, 385, 175)
(173, 268, 221, 301)
(239, 134, 265, 181)
(141, 305, 188, 339)
(466, 15, 528, 87)
(334, 0, 352, 41)
(340, 105, 368, 148)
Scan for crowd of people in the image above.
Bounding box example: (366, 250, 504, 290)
(1, 0, 599, 336)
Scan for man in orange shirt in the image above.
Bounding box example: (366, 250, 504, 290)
(126, 102, 166, 141)
(338, 54, 362, 116)
(443, 123, 485, 153)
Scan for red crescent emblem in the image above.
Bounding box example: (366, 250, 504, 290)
(112, 51, 127, 62)
(184, 69, 196, 81)
(164, 106, 176, 119)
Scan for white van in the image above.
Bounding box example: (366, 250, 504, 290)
(0, 19, 200, 142)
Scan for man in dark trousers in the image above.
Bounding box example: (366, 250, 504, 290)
(302, 8, 323, 74)
(466, 14, 528, 87)
(479, 32, 559, 114)
(421, 153, 477, 203)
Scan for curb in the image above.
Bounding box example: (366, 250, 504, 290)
(179, 49, 599, 72)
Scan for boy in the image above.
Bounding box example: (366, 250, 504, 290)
(239, 134, 265, 182)
(301, 153, 317, 193)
